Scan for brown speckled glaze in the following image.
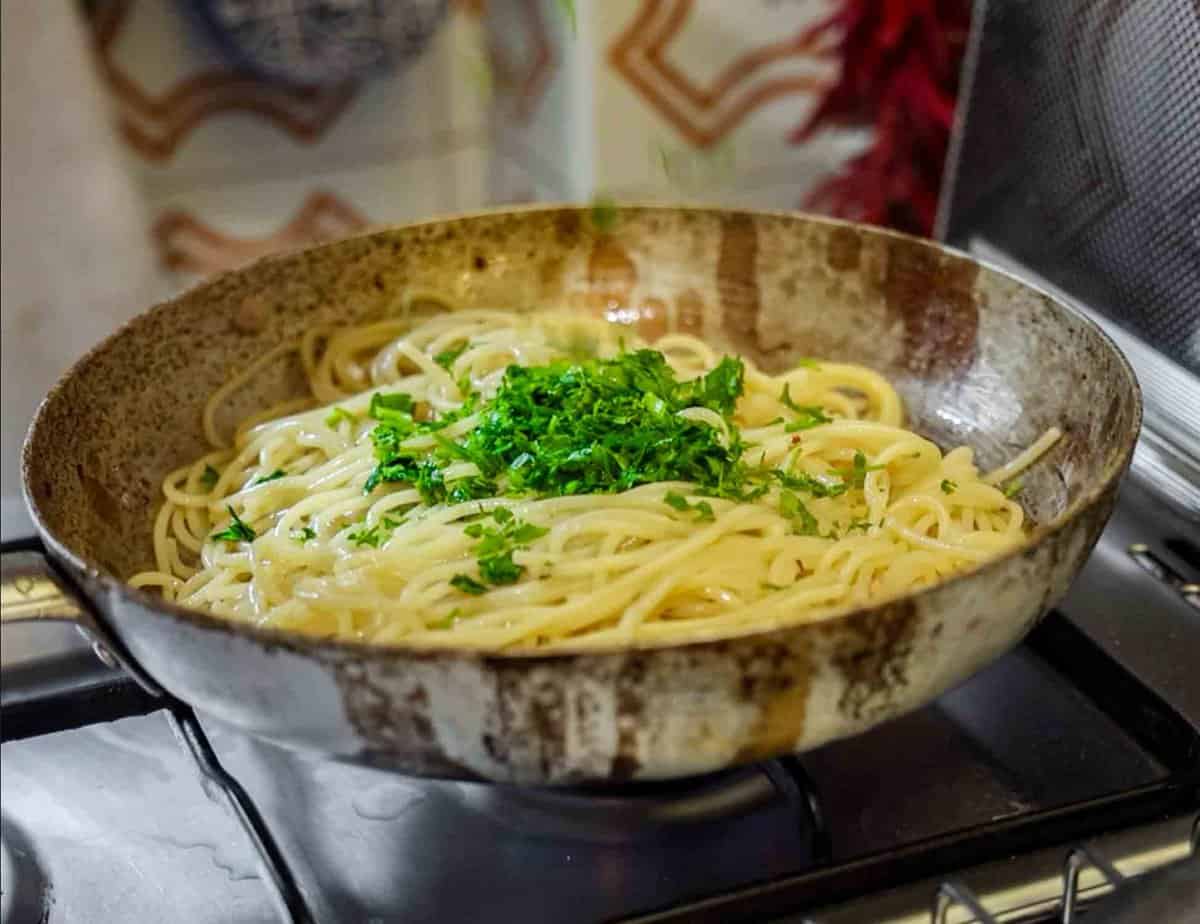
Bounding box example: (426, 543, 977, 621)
(19, 206, 1141, 784)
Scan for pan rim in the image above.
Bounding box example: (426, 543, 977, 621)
(19, 204, 1143, 662)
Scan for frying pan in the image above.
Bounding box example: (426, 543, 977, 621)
(0, 206, 1140, 784)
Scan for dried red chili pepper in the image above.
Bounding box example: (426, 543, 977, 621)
(794, 0, 970, 236)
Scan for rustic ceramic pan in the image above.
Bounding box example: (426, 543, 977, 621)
(1, 206, 1140, 784)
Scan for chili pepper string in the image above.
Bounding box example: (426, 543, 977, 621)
(793, 0, 971, 236)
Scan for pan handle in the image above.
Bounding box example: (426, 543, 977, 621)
(2, 546, 97, 629)
(1, 542, 163, 696)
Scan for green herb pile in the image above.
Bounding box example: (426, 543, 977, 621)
(354, 347, 877, 545)
(364, 349, 762, 504)
(367, 348, 867, 559)
(208, 348, 883, 593)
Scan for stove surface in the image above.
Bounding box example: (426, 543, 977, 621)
(0, 623, 1189, 923)
(7, 0, 1197, 916)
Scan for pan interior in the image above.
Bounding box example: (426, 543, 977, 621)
(24, 207, 1138, 595)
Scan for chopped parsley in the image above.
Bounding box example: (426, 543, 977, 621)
(364, 392, 483, 495)
(772, 469, 847, 498)
(473, 352, 745, 495)
(251, 469, 286, 486)
(325, 407, 356, 429)
(359, 349, 890, 549)
(369, 390, 414, 417)
(211, 506, 255, 543)
(365, 455, 446, 501)
(779, 385, 831, 431)
(347, 523, 387, 548)
(446, 476, 496, 504)
(779, 489, 821, 536)
(200, 464, 220, 490)
(1002, 477, 1024, 498)
(367, 350, 755, 503)
(450, 574, 488, 595)
(345, 512, 405, 548)
(479, 551, 522, 585)
(695, 500, 717, 522)
(428, 608, 463, 630)
(785, 409, 832, 432)
(845, 451, 884, 489)
(434, 342, 468, 371)
(940, 479, 958, 494)
(663, 491, 716, 522)
(292, 526, 317, 544)
(457, 508, 549, 590)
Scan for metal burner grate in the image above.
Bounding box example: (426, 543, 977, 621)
(455, 760, 827, 846)
(931, 819, 1200, 924)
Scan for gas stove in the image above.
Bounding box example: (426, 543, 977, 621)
(3, 0, 1199, 920)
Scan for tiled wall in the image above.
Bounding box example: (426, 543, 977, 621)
(490, 0, 869, 207)
(85, 0, 492, 281)
(1, 0, 863, 542)
(83, 0, 865, 283)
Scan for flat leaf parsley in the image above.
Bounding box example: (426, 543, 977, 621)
(349, 347, 894, 598)
(366, 350, 755, 502)
(663, 491, 715, 522)
(250, 469, 286, 486)
(200, 464, 220, 490)
(212, 506, 255, 543)
(780, 384, 831, 432)
(452, 507, 550, 593)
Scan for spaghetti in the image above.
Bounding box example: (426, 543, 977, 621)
(129, 308, 1059, 650)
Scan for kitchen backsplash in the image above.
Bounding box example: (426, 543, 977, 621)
(1, 0, 863, 538)
(85, 0, 866, 282)
(84, 0, 484, 281)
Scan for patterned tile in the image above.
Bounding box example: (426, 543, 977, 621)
(607, 0, 832, 148)
(485, 0, 557, 122)
(152, 191, 368, 275)
(88, 1, 358, 163)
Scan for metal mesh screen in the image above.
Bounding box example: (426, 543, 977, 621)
(942, 0, 1200, 376)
